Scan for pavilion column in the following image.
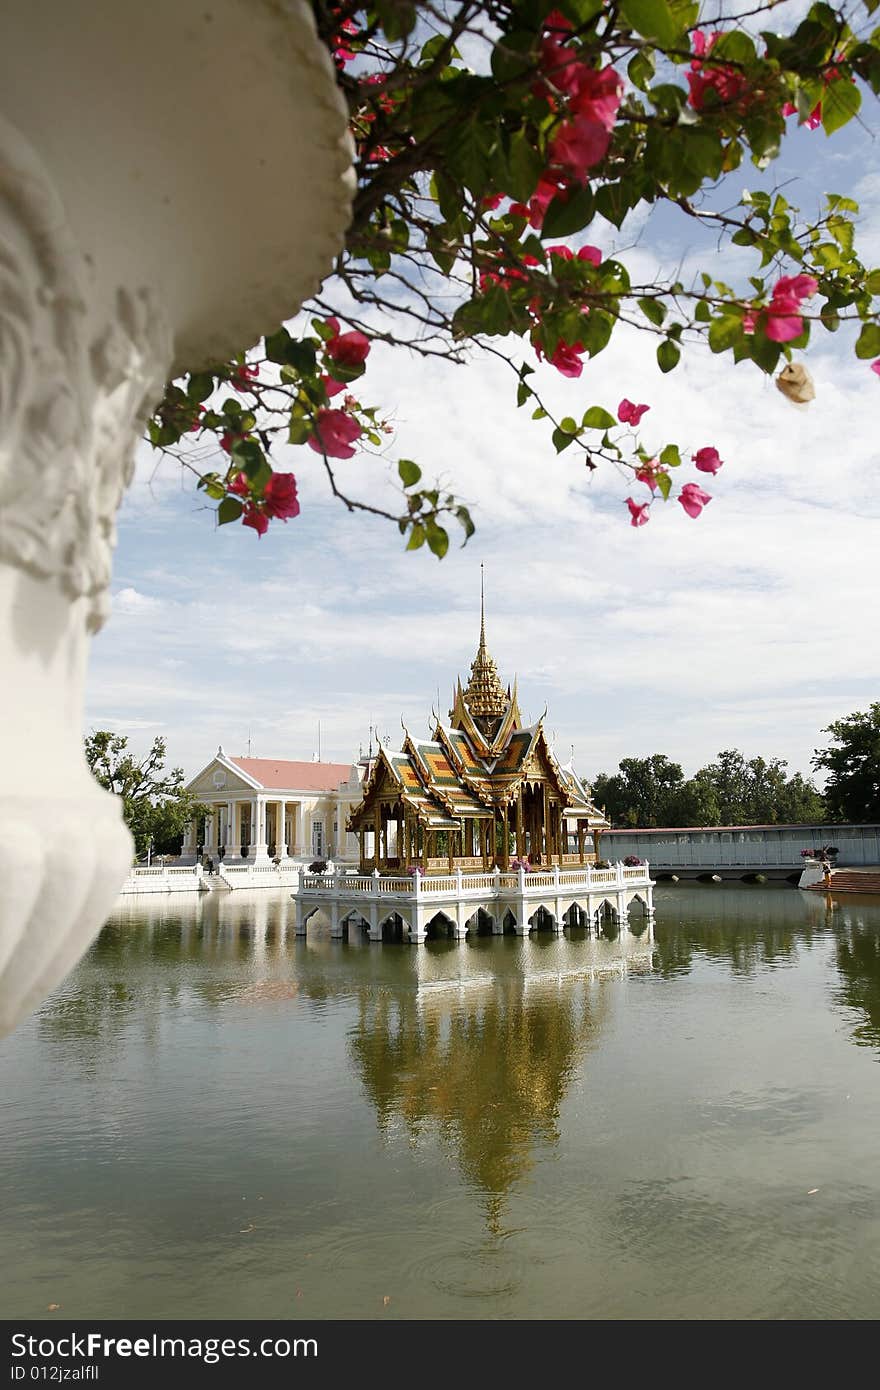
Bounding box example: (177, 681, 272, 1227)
(374, 805, 382, 868)
(228, 802, 239, 858)
(500, 803, 510, 870)
(223, 800, 233, 857)
(276, 799, 287, 858)
(516, 789, 524, 859)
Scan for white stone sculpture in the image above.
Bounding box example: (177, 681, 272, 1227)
(0, 0, 354, 1034)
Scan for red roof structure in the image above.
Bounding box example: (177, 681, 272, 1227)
(228, 757, 353, 791)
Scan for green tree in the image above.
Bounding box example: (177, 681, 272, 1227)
(594, 754, 687, 826)
(812, 704, 880, 822)
(595, 747, 824, 825)
(84, 732, 199, 858)
(148, 1, 880, 549)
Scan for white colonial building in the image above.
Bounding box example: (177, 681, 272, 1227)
(183, 747, 364, 866)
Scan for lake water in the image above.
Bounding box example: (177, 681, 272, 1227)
(2, 883, 879, 1321)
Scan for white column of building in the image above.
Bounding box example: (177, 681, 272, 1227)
(276, 800, 288, 859)
(253, 797, 269, 863)
(225, 800, 235, 858)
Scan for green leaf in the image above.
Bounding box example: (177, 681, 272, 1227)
(444, 117, 495, 196)
(542, 186, 595, 239)
(398, 458, 422, 487)
(490, 29, 535, 83)
(620, 0, 679, 46)
(822, 78, 861, 136)
(507, 129, 544, 203)
(855, 321, 880, 359)
(657, 340, 681, 373)
(659, 443, 682, 468)
(582, 406, 616, 430)
(656, 471, 672, 501)
(638, 296, 666, 327)
(628, 49, 655, 91)
(865, 269, 880, 295)
(552, 427, 576, 452)
(406, 523, 426, 551)
(217, 497, 243, 526)
(425, 520, 449, 558)
(187, 372, 214, 403)
(708, 316, 742, 353)
(516, 381, 533, 407)
(456, 506, 476, 542)
(288, 416, 313, 446)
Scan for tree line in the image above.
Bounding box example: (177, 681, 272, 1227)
(591, 706, 880, 827)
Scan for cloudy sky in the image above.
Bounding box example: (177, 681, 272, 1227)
(86, 56, 880, 791)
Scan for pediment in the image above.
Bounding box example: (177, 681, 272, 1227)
(188, 758, 257, 795)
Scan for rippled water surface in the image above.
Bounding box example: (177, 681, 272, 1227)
(2, 883, 880, 1320)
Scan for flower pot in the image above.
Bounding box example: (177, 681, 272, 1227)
(0, 0, 353, 1034)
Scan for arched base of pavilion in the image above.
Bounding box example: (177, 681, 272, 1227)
(292, 866, 655, 945)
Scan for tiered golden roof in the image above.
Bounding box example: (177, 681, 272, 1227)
(462, 608, 508, 727)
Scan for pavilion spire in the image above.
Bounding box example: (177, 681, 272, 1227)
(463, 565, 507, 726)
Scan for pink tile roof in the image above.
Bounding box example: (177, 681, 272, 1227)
(228, 757, 354, 791)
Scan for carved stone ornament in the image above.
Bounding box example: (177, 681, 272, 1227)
(0, 115, 171, 632)
(0, 0, 354, 1036)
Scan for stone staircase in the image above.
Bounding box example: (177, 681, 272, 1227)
(807, 868, 880, 895)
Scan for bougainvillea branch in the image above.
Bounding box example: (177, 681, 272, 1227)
(149, 0, 880, 548)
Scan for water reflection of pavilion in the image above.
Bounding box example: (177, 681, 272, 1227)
(294, 932, 654, 1228)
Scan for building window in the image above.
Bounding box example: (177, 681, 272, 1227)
(312, 820, 325, 857)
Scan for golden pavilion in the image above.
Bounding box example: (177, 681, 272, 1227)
(347, 598, 608, 873)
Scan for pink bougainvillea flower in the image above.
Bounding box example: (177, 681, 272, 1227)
(678, 482, 712, 518)
(549, 340, 585, 377)
(307, 409, 362, 459)
(774, 274, 818, 301)
(321, 374, 346, 398)
(570, 65, 624, 131)
(618, 399, 650, 426)
(241, 503, 269, 537)
(871, 360, 880, 377)
(635, 464, 663, 492)
(481, 193, 504, 210)
(542, 8, 573, 34)
(742, 310, 757, 335)
(548, 117, 608, 179)
(231, 362, 259, 391)
(220, 429, 250, 455)
(693, 446, 724, 474)
(547, 244, 574, 260)
(228, 471, 250, 497)
(764, 273, 817, 341)
(627, 497, 651, 526)
(765, 309, 803, 342)
(686, 33, 747, 111)
(326, 323, 371, 368)
(263, 472, 300, 521)
(578, 244, 602, 265)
